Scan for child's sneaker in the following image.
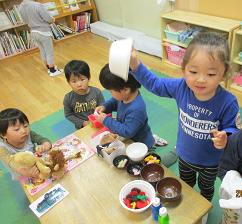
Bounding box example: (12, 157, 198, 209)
(47, 65, 57, 73)
(50, 69, 63, 77)
(153, 134, 168, 146)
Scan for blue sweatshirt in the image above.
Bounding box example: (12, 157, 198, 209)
(101, 91, 154, 149)
(218, 129, 242, 180)
(130, 62, 240, 166)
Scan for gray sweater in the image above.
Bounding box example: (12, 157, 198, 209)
(63, 86, 105, 129)
(19, 0, 53, 32)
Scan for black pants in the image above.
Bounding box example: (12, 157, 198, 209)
(179, 156, 218, 202)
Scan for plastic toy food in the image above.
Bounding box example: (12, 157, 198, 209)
(144, 155, 160, 164)
(123, 188, 149, 209)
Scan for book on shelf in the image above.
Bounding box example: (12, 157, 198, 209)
(0, 30, 38, 58)
(12, 5, 24, 25)
(42, 2, 59, 16)
(18, 30, 37, 50)
(50, 23, 66, 40)
(68, 0, 79, 11)
(72, 12, 91, 33)
(59, 0, 70, 13)
(57, 23, 75, 34)
(5, 9, 16, 26)
(0, 12, 13, 30)
(0, 39, 5, 58)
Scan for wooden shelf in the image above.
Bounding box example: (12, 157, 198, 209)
(0, 0, 98, 61)
(160, 10, 240, 68)
(231, 28, 242, 88)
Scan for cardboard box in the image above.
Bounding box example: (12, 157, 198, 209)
(90, 131, 126, 164)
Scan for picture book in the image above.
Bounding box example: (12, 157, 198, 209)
(58, 0, 70, 13)
(29, 183, 69, 218)
(42, 2, 59, 16)
(18, 133, 96, 196)
(68, 0, 79, 11)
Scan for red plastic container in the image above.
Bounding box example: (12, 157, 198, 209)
(88, 113, 112, 128)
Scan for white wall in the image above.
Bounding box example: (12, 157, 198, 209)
(94, 0, 172, 39)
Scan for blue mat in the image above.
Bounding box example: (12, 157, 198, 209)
(1, 69, 235, 223)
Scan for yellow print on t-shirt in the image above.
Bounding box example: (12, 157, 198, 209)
(75, 99, 97, 113)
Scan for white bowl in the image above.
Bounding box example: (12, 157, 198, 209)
(109, 37, 132, 81)
(126, 142, 148, 162)
(119, 180, 155, 213)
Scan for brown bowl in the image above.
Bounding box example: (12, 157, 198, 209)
(140, 163, 164, 188)
(156, 177, 182, 202)
(144, 153, 161, 165)
(126, 162, 143, 177)
(113, 155, 130, 170)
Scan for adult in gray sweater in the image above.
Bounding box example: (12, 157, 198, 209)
(19, 0, 63, 77)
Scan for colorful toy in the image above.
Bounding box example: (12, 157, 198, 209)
(144, 155, 160, 164)
(88, 113, 112, 128)
(123, 188, 149, 209)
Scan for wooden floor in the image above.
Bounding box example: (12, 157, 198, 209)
(1, 31, 242, 124)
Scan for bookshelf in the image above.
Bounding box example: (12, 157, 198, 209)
(0, 0, 98, 60)
(160, 10, 240, 69)
(230, 28, 242, 91)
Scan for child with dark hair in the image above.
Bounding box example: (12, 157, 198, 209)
(63, 60, 105, 129)
(94, 64, 177, 167)
(0, 108, 52, 180)
(129, 32, 241, 223)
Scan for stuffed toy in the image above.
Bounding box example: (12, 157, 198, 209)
(45, 148, 69, 179)
(11, 148, 81, 179)
(10, 151, 52, 179)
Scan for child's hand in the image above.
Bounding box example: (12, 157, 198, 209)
(130, 45, 140, 71)
(28, 166, 40, 178)
(50, 17, 55, 24)
(83, 121, 90, 127)
(35, 142, 52, 154)
(93, 112, 107, 124)
(211, 130, 227, 149)
(95, 106, 106, 114)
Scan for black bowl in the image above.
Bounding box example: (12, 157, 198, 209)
(126, 162, 143, 177)
(113, 155, 130, 170)
(144, 153, 161, 164)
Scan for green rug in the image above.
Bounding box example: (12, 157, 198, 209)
(1, 69, 232, 223)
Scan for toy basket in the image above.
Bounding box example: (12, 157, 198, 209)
(166, 46, 186, 66)
(183, 36, 193, 45)
(234, 73, 242, 85)
(239, 52, 242, 61)
(164, 30, 182, 42)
